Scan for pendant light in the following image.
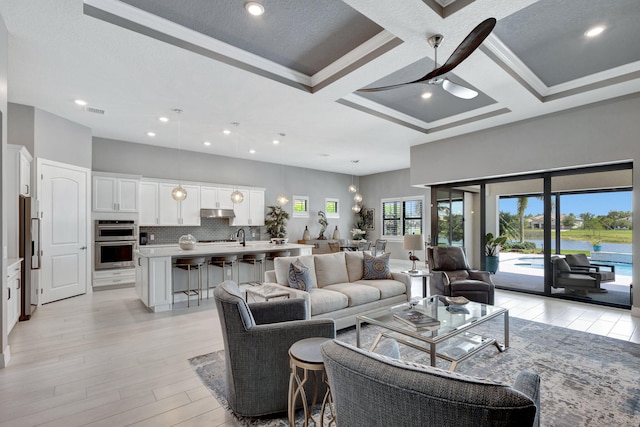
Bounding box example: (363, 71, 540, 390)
(351, 160, 362, 212)
(275, 133, 289, 206)
(348, 160, 358, 193)
(171, 109, 187, 201)
(230, 122, 244, 204)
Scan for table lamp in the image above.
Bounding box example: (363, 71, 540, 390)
(403, 234, 424, 273)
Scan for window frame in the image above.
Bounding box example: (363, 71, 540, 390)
(292, 195, 309, 218)
(325, 198, 340, 219)
(381, 196, 425, 240)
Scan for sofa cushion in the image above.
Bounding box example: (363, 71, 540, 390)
(363, 253, 393, 280)
(323, 283, 380, 307)
(288, 259, 312, 291)
(345, 251, 365, 282)
(308, 288, 349, 316)
(354, 279, 407, 299)
(274, 255, 317, 288)
(446, 270, 470, 282)
(315, 252, 349, 287)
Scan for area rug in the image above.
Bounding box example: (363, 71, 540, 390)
(189, 317, 640, 426)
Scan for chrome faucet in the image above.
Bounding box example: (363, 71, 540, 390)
(236, 228, 246, 247)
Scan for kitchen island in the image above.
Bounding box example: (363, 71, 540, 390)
(135, 242, 313, 312)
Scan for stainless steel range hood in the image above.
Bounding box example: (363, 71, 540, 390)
(200, 208, 236, 218)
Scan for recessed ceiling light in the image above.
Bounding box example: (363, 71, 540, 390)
(245, 1, 264, 16)
(203, 141, 211, 146)
(272, 139, 280, 145)
(158, 117, 169, 122)
(585, 25, 605, 38)
(249, 149, 256, 154)
(223, 129, 231, 135)
(147, 132, 156, 137)
(74, 99, 87, 106)
(421, 92, 432, 99)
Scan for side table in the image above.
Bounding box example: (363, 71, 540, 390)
(402, 270, 431, 297)
(245, 284, 290, 302)
(288, 337, 335, 427)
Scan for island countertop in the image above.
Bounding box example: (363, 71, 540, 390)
(136, 241, 314, 258)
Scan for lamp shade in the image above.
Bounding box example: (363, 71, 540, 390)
(403, 234, 424, 251)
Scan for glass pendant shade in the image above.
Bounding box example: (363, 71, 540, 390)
(230, 189, 244, 204)
(353, 193, 363, 203)
(276, 193, 289, 206)
(352, 204, 362, 213)
(348, 183, 357, 193)
(171, 185, 187, 201)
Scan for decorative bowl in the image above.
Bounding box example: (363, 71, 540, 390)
(270, 238, 288, 245)
(179, 234, 197, 250)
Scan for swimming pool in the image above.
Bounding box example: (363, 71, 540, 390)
(515, 256, 632, 276)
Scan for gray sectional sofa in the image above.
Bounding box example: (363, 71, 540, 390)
(264, 251, 411, 329)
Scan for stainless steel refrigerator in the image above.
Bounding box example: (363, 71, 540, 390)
(18, 195, 40, 320)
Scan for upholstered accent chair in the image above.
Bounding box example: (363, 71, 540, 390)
(427, 246, 495, 305)
(373, 239, 387, 256)
(321, 340, 540, 427)
(551, 257, 602, 295)
(213, 280, 335, 417)
(565, 253, 615, 285)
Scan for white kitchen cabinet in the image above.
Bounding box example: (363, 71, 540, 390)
(135, 255, 172, 312)
(7, 145, 32, 196)
(231, 189, 265, 226)
(93, 268, 136, 288)
(157, 183, 201, 226)
(201, 186, 234, 210)
(93, 173, 140, 212)
(7, 260, 21, 334)
(139, 181, 159, 225)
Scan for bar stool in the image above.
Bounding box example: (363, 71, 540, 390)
(173, 257, 206, 307)
(206, 255, 238, 298)
(266, 250, 291, 272)
(239, 253, 266, 286)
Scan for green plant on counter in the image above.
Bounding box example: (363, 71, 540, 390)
(265, 205, 289, 238)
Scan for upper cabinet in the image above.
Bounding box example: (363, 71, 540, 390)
(201, 186, 234, 210)
(139, 181, 159, 226)
(140, 180, 200, 226)
(231, 189, 265, 226)
(93, 173, 140, 212)
(7, 145, 32, 196)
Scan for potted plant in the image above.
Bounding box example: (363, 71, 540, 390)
(591, 238, 602, 252)
(265, 205, 289, 242)
(485, 232, 507, 274)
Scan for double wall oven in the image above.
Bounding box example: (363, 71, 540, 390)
(94, 220, 136, 270)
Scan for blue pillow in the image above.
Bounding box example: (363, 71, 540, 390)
(288, 259, 311, 291)
(363, 253, 393, 280)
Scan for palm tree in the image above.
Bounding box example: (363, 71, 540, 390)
(517, 197, 528, 243)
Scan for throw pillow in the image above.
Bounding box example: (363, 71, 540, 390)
(362, 252, 393, 280)
(288, 258, 311, 291)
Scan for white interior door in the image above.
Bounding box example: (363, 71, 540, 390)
(38, 159, 90, 304)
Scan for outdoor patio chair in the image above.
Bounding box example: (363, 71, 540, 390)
(427, 246, 495, 305)
(551, 257, 603, 296)
(565, 253, 615, 285)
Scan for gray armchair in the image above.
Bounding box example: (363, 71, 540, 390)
(427, 246, 495, 305)
(551, 257, 602, 295)
(565, 253, 614, 285)
(214, 280, 335, 417)
(321, 340, 540, 427)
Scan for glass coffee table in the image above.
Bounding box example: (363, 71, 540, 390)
(356, 295, 509, 371)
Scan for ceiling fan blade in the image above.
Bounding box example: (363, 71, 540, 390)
(357, 82, 413, 92)
(419, 17, 496, 82)
(442, 78, 478, 99)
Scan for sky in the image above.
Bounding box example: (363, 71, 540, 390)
(500, 191, 632, 217)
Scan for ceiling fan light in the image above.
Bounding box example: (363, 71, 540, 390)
(421, 92, 432, 99)
(276, 193, 289, 206)
(585, 26, 605, 38)
(245, 2, 264, 16)
(354, 193, 363, 203)
(348, 184, 357, 193)
(171, 185, 187, 201)
(231, 190, 244, 204)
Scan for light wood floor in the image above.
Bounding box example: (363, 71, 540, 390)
(2, 280, 639, 426)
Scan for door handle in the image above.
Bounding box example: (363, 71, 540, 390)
(80, 246, 87, 250)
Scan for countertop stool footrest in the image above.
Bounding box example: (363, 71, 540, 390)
(207, 255, 238, 298)
(288, 337, 335, 427)
(173, 257, 206, 308)
(239, 253, 266, 286)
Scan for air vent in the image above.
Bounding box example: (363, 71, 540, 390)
(85, 106, 105, 115)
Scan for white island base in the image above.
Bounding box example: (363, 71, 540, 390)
(135, 242, 312, 312)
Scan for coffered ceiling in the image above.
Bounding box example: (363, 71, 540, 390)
(0, 0, 639, 175)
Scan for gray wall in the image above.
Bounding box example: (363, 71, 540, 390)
(92, 137, 361, 241)
(0, 14, 10, 367)
(410, 93, 640, 314)
(34, 108, 92, 168)
(7, 103, 34, 154)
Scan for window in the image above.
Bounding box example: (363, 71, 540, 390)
(292, 195, 309, 218)
(382, 197, 423, 238)
(325, 198, 339, 218)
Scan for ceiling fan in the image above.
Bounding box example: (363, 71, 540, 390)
(358, 17, 496, 99)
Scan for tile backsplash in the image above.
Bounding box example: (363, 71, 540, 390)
(140, 218, 264, 245)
